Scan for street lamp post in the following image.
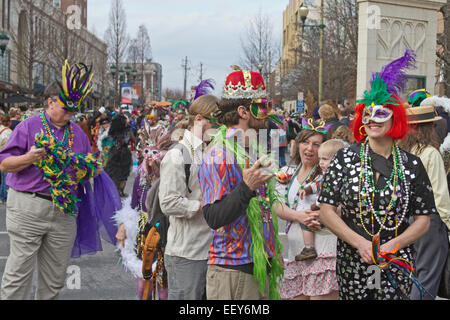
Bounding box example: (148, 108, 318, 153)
(298, 1, 325, 104)
(257, 63, 263, 75)
(0, 32, 9, 57)
(125, 64, 132, 83)
(119, 68, 125, 106)
(132, 68, 137, 82)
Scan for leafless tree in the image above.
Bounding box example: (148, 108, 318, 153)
(283, 0, 358, 104)
(9, 0, 47, 91)
(239, 9, 280, 87)
(133, 24, 152, 102)
(128, 38, 139, 69)
(163, 88, 184, 101)
(104, 0, 130, 104)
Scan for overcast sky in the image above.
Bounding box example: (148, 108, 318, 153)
(87, 0, 288, 97)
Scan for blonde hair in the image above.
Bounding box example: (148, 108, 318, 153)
(318, 104, 337, 121)
(188, 94, 219, 127)
(8, 107, 21, 118)
(331, 125, 354, 144)
(319, 139, 345, 157)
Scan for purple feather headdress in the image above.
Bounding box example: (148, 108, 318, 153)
(357, 49, 417, 106)
(56, 60, 94, 112)
(193, 78, 215, 101)
(372, 48, 416, 95)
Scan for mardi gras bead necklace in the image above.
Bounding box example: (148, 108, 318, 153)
(34, 114, 101, 217)
(358, 141, 409, 237)
(39, 110, 74, 150)
(211, 126, 284, 300)
(257, 184, 273, 222)
(284, 163, 317, 209)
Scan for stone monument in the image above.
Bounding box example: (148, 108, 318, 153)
(356, 0, 446, 99)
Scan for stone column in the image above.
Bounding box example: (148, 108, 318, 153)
(356, 0, 446, 99)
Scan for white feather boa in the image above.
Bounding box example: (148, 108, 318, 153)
(113, 196, 143, 279)
(441, 132, 450, 154)
(421, 96, 450, 114)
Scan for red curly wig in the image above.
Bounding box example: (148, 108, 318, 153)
(351, 93, 409, 143)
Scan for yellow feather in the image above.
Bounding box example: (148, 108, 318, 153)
(62, 60, 70, 96)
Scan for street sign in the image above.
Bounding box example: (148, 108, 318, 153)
(296, 100, 305, 113)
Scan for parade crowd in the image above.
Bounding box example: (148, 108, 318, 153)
(0, 51, 449, 301)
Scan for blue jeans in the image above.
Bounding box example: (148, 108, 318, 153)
(279, 146, 287, 167)
(0, 171, 8, 201)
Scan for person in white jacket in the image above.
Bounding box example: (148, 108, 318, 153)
(159, 94, 219, 300)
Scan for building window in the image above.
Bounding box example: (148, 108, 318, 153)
(33, 62, 45, 85)
(0, 0, 9, 31)
(0, 49, 10, 82)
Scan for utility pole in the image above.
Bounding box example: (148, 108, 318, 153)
(181, 56, 190, 100)
(199, 62, 203, 83)
(318, 0, 324, 104)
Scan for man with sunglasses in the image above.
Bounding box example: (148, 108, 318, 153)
(198, 68, 285, 300)
(158, 93, 219, 300)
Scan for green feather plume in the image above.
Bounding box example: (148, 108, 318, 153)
(356, 75, 400, 106)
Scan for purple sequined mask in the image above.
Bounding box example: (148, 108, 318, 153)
(362, 103, 393, 124)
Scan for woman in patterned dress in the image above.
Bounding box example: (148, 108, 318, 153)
(318, 50, 435, 299)
(274, 123, 339, 300)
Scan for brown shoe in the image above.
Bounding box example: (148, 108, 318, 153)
(295, 247, 317, 261)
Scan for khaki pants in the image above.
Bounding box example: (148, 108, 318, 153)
(206, 265, 268, 300)
(1, 189, 76, 300)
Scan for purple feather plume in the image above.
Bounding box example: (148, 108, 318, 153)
(372, 48, 417, 95)
(193, 79, 215, 101)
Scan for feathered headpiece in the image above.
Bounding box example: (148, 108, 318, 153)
(420, 95, 450, 114)
(137, 126, 173, 183)
(353, 49, 416, 142)
(193, 79, 215, 101)
(409, 89, 431, 107)
(301, 118, 332, 134)
(172, 100, 188, 113)
(356, 49, 416, 106)
(57, 60, 94, 112)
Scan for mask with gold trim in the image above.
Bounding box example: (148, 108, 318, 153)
(362, 103, 394, 124)
(249, 98, 283, 125)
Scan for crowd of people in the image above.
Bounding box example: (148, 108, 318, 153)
(0, 50, 449, 301)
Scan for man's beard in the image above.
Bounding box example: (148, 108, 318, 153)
(248, 116, 267, 130)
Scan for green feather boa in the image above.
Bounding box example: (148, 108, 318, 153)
(211, 126, 284, 299)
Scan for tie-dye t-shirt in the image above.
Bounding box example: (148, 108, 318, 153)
(198, 141, 277, 266)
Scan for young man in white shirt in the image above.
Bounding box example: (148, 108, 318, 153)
(159, 94, 219, 300)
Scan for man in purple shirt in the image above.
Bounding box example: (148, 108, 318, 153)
(0, 62, 102, 300)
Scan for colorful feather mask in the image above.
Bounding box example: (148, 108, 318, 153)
(356, 49, 416, 125)
(56, 60, 94, 112)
